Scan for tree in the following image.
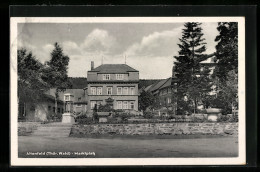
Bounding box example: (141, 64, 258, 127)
(173, 22, 213, 114)
(214, 22, 238, 81)
(138, 90, 155, 112)
(18, 48, 49, 103)
(43, 42, 70, 115)
(213, 22, 238, 112)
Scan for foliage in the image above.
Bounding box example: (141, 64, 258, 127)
(138, 90, 155, 111)
(173, 22, 213, 114)
(143, 111, 155, 119)
(18, 48, 49, 103)
(93, 112, 99, 122)
(77, 117, 94, 124)
(214, 22, 238, 81)
(68, 77, 88, 89)
(42, 42, 71, 114)
(213, 22, 238, 112)
(98, 104, 115, 112)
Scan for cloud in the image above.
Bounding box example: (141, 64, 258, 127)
(62, 41, 81, 56)
(80, 29, 117, 54)
(124, 27, 182, 57)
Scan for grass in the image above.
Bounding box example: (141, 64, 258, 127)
(18, 135, 238, 158)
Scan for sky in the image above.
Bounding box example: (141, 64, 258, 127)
(18, 22, 219, 79)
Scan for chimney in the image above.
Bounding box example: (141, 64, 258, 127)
(91, 61, 94, 70)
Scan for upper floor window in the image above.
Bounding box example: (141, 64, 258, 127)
(130, 87, 134, 95)
(116, 74, 124, 80)
(123, 87, 128, 95)
(65, 95, 70, 101)
(117, 87, 122, 95)
(97, 87, 102, 95)
(91, 87, 96, 95)
(107, 87, 112, 95)
(103, 74, 110, 80)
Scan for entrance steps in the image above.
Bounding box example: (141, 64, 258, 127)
(31, 122, 72, 137)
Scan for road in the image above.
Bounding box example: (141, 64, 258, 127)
(18, 135, 238, 158)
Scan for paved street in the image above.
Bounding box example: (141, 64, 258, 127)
(18, 135, 238, 158)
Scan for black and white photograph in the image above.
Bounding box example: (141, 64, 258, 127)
(10, 17, 245, 166)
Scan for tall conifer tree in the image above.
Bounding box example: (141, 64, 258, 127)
(43, 42, 70, 115)
(173, 22, 212, 114)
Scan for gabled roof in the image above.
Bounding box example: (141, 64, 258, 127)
(90, 64, 138, 73)
(147, 77, 171, 92)
(150, 78, 169, 92)
(159, 77, 172, 89)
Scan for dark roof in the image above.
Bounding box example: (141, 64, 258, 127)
(68, 77, 88, 89)
(139, 79, 162, 89)
(149, 78, 169, 92)
(160, 77, 172, 89)
(90, 64, 138, 73)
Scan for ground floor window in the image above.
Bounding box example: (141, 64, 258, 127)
(116, 101, 135, 110)
(117, 101, 122, 109)
(123, 101, 128, 109)
(90, 101, 102, 109)
(130, 101, 134, 109)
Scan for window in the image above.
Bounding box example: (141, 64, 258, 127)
(65, 95, 69, 101)
(107, 87, 112, 95)
(62, 108, 63, 113)
(103, 74, 110, 80)
(48, 106, 51, 111)
(117, 101, 122, 109)
(123, 87, 128, 95)
(91, 87, 96, 95)
(117, 87, 122, 95)
(167, 98, 171, 104)
(53, 107, 55, 113)
(116, 74, 124, 80)
(58, 108, 60, 113)
(130, 87, 134, 95)
(97, 87, 102, 95)
(130, 101, 134, 109)
(123, 101, 128, 109)
(90, 101, 97, 109)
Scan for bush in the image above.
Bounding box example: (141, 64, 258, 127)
(143, 111, 155, 119)
(98, 104, 115, 112)
(217, 115, 237, 122)
(77, 117, 94, 124)
(75, 114, 88, 121)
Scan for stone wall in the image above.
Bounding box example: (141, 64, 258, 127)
(70, 122, 238, 136)
(18, 122, 41, 136)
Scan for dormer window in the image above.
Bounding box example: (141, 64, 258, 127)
(116, 74, 124, 80)
(103, 74, 110, 80)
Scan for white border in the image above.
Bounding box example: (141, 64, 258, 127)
(10, 17, 246, 166)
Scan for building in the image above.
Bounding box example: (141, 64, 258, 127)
(48, 88, 88, 115)
(86, 62, 139, 113)
(145, 77, 175, 114)
(18, 94, 64, 121)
